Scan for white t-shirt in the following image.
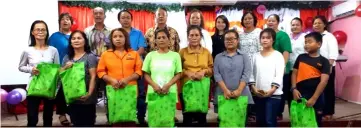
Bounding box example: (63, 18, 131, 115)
(249, 51, 285, 95)
(289, 32, 306, 68)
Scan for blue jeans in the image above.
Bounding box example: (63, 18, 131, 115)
(254, 96, 281, 127)
(137, 77, 146, 120)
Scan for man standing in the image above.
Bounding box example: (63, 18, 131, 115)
(118, 9, 147, 125)
(85, 7, 112, 57)
(84, 7, 112, 123)
(48, 12, 73, 126)
(145, 7, 180, 53)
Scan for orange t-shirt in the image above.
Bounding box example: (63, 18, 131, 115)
(97, 49, 142, 85)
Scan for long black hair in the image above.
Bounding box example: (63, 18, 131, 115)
(67, 30, 91, 59)
(29, 20, 50, 46)
(109, 28, 131, 52)
(214, 15, 229, 36)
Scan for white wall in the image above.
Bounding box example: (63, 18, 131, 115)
(0, 0, 59, 85)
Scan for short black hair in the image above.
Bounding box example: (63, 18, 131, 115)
(224, 29, 239, 40)
(268, 14, 280, 23)
(117, 10, 133, 22)
(241, 11, 258, 27)
(313, 15, 328, 31)
(260, 28, 277, 46)
(58, 12, 73, 28)
(187, 25, 203, 38)
(157, 7, 168, 15)
(291, 17, 303, 26)
(155, 29, 171, 39)
(305, 32, 323, 45)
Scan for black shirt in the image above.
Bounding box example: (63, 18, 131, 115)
(211, 34, 225, 59)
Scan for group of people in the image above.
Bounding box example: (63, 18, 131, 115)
(19, 6, 339, 127)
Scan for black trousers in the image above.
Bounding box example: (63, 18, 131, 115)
(55, 86, 67, 115)
(27, 96, 55, 127)
(179, 93, 207, 127)
(278, 73, 293, 117)
(68, 104, 96, 127)
(323, 66, 336, 115)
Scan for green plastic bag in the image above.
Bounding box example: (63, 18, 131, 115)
(106, 85, 137, 124)
(147, 93, 177, 127)
(182, 77, 210, 113)
(290, 98, 318, 127)
(28, 63, 60, 99)
(59, 62, 87, 104)
(218, 95, 248, 127)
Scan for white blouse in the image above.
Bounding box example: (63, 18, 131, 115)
(289, 32, 306, 68)
(249, 51, 285, 95)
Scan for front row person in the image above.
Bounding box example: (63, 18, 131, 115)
(249, 28, 285, 127)
(97, 28, 143, 127)
(61, 30, 98, 127)
(142, 29, 182, 127)
(291, 32, 330, 127)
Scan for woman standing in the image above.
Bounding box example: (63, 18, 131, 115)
(187, 9, 213, 53)
(97, 28, 143, 127)
(19, 20, 59, 127)
(239, 12, 262, 121)
(179, 25, 213, 126)
(60, 30, 97, 126)
(312, 15, 339, 120)
(213, 29, 253, 125)
(279, 17, 307, 115)
(250, 28, 285, 127)
(266, 14, 292, 120)
(211, 15, 229, 58)
(142, 29, 182, 127)
(239, 11, 262, 60)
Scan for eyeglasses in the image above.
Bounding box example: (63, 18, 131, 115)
(33, 29, 47, 33)
(225, 38, 237, 42)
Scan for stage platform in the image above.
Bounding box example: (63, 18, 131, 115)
(1, 99, 361, 127)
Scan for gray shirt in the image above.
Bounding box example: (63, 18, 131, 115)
(213, 50, 254, 104)
(18, 46, 60, 90)
(62, 53, 98, 104)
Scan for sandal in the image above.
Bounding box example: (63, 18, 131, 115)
(59, 115, 70, 126)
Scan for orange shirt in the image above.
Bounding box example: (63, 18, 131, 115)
(97, 49, 142, 85)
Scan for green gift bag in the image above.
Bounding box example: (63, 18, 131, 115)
(290, 98, 318, 127)
(147, 93, 177, 127)
(182, 77, 210, 113)
(106, 85, 137, 124)
(59, 62, 87, 104)
(28, 63, 60, 99)
(218, 95, 248, 127)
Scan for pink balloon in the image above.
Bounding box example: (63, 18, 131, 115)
(1, 89, 8, 102)
(257, 5, 267, 14)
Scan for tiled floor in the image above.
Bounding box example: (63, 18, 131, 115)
(1, 99, 361, 126)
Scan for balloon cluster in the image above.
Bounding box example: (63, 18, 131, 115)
(1, 88, 27, 105)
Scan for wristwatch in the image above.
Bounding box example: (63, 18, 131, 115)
(290, 86, 297, 92)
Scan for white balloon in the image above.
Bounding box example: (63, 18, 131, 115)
(13, 88, 27, 102)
